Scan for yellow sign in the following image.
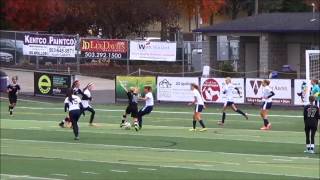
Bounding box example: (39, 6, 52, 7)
(38, 75, 51, 94)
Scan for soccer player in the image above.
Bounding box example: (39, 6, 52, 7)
(64, 88, 84, 140)
(7, 76, 20, 116)
(311, 79, 320, 107)
(303, 96, 319, 154)
(260, 80, 275, 130)
(217, 77, 248, 126)
(136, 86, 154, 131)
(120, 86, 139, 128)
(82, 82, 97, 126)
(72, 80, 83, 96)
(188, 83, 207, 132)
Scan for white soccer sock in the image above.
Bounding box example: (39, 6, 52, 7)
(310, 144, 315, 149)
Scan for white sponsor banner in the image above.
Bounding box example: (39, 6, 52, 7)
(200, 78, 244, 103)
(23, 33, 76, 57)
(245, 79, 292, 104)
(294, 79, 309, 105)
(157, 77, 198, 102)
(130, 41, 176, 61)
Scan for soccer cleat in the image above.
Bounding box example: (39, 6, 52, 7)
(309, 150, 315, 154)
(199, 128, 207, 132)
(89, 123, 99, 127)
(304, 149, 310, 153)
(245, 113, 249, 120)
(189, 128, 196, 131)
(74, 137, 80, 140)
(134, 124, 139, 131)
(120, 123, 124, 128)
(217, 121, 224, 126)
(260, 126, 268, 130)
(267, 123, 272, 130)
(59, 122, 65, 128)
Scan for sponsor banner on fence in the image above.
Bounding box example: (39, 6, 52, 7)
(200, 78, 244, 103)
(23, 33, 76, 57)
(245, 78, 292, 104)
(80, 39, 128, 59)
(116, 76, 156, 101)
(157, 77, 199, 102)
(34, 72, 73, 97)
(129, 41, 176, 61)
(294, 79, 309, 105)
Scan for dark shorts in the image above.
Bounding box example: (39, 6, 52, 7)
(126, 104, 138, 118)
(9, 95, 17, 104)
(305, 121, 319, 131)
(261, 102, 272, 110)
(195, 104, 204, 112)
(224, 101, 234, 107)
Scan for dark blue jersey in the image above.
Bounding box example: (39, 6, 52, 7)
(304, 105, 319, 126)
(7, 84, 20, 97)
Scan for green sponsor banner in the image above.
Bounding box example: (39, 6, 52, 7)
(116, 76, 156, 101)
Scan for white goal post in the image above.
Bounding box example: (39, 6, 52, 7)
(305, 49, 320, 103)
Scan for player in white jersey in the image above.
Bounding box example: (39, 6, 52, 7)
(82, 82, 97, 126)
(260, 80, 275, 130)
(63, 88, 85, 140)
(218, 77, 248, 126)
(188, 83, 207, 132)
(136, 86, 154, 131)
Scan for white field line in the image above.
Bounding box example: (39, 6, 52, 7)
(81, 171, 99, 175)
(15, 106, 303, 118)
(273, 159, 293, 162)
(110, 170, 128, 173)
(1, 153, 318, 179)
(0, 97, 54, 104)
(138, 168, 157, 171)
(51, 174, 68, 177)
(0, 118, 307, 135)
(0, 174, 64, 180)
(248, 161, 267, 164)
(1, 138, 318, 161)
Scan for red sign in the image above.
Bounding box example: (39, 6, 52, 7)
(80, 39, 128, 59)
(201, 79, 220, 102)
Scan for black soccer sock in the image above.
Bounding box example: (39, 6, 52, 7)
(88, 108, 95, 124)
(72, 121, 79, 137)
(263, 119, 269, 127)
(222, 112, 226, 123)
(192, 120, 197, 129)
(311, 129, 316, 145)
(199, 120, 206, 128)
(122, 115, 127, 123)
(236, 109, 246, 117)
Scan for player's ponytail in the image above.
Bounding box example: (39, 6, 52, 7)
(191, 83, 200, 92)
(66, 88, 74, 104)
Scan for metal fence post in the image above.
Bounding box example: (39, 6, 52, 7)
(76, 34, 80, 74)
(14, 32, 17, 65)
(127, 40, 130, 75)
(182, 42, 185, 77)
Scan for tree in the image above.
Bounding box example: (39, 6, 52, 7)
(1, 0, 65, 31)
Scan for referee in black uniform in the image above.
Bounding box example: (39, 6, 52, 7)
(303, 96, 319, 154)
(7, 76, 20, 116)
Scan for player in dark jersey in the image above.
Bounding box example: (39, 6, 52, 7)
(303, 96, 319, 154)
(120, 86, 139, 128)
(7, 76, 20, 116)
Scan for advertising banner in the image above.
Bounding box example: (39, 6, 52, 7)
(23, 33, 76, 57)
(294, 79, 310, 105)
(34, 72, 73, 97)
(80, 39, 128, 59)
(200, 78, 245, 103)
(157, 77, 199, 102)
(129, 41, 176, 61)
(116, 76, 156, 101)
(245, 79, 292, 104)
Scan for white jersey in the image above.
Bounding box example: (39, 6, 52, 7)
(82, 89, 91, 108)
(262, 86, 273, 103)
(223, 83, 235, 102)
(64, 95, 82, 111)
(145, 92, 154, 106)
(193, 89, 204, 105)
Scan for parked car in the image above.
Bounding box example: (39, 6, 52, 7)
(0, 51, 13, 63)
(0, 39, 23, 63)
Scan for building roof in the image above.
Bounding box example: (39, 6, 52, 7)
(194, 12, 320, 33)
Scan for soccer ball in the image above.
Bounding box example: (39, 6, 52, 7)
(124, 122, 131, 130)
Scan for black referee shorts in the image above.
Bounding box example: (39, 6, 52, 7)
(9, 95, 17, 104)
(126, 104, 138, 118)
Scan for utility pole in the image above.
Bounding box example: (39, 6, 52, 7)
(255, 0, 259, 15)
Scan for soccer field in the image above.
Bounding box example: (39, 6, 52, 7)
(1, 99, 319, 180)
